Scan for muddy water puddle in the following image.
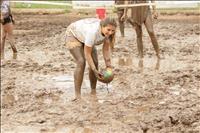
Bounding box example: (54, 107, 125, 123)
(3, 50, 51, 65)
(2, 13, 200, 132)
(113, 55, 192, 72)
(30, 74, 113, 103)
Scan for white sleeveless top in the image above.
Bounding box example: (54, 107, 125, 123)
(67, 18, 106, 47)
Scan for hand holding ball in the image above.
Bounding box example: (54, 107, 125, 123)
(98, 68, 114, 83)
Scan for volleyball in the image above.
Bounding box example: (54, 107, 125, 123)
(98, 68, 114, 83)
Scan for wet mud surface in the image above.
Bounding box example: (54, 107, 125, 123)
(1, 12, 200, 133)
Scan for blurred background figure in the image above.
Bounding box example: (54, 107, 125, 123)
(121, 0, 160, 59)
(115, 0, 125, 37)
(1, 0, 17, 59)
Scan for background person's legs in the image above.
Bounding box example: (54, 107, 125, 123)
(135, 24, 143, 59)
(5, 23, 17, 59)
(144, 13, 160, 58)
(70, 45, 86, 100)
(0, 27, 6, 59)
(89, 47, 98, 95)
(117, 10, 125, 37)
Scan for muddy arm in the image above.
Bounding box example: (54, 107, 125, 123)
(150, 0, 158, 19)
(84, 45, 103, 78)
(121, 0, 129, 21)
(84, 45, 97, 71)
(103, 39, 112, 68)
(151, 0, 156, 11)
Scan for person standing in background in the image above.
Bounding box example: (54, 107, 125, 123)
(1, 0, 17, 59)
(121, 0, 160, 59)
(115, 0, 126, 37)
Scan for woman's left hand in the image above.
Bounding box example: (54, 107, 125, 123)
(152, 10, 158, 19)
(106, 65, 114, 70)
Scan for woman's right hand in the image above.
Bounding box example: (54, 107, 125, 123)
(120, 14, 127, 22)
(93, 69, 103, 79)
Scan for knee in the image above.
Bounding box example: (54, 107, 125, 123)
(76, 59, 86, 68)
(148, 30, 155, 37)
(135, 29, 142, 38)
(136, 33, 142, 38)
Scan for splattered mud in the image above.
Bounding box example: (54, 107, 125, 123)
(1, 11, 200, 133)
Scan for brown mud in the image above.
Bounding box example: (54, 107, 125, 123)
(1, 11, 200, 133)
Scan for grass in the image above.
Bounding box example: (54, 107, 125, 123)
(12, 2, 72, 13)
(157, 7, 200, 15)
(14, 3, 71, 9)
(158, 6, 200, 11)
(12, 2, 200, 15)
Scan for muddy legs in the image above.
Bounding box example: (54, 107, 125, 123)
(117, 10, 125, 37)
(133, 13, 160, 59)
(8, 34, 17, 59)
(70, 46, 86, 100)
(0, 34, 6, 59)
(1, 23, 17, 60)
(144, 14, 160, 59)
(89, 48, 98, 96)
(70, 46, 98, 100)
(135, 25, 143, 59)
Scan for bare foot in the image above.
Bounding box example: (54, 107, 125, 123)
(71, 96, 81, 102)
(138, 59, 143, 68)
(1, 54, 5, 60)
(155, 58, 160, 70)
(91, 89, 96, 96)
(13, 53, 17, 60)
(1, 59, 5, 66)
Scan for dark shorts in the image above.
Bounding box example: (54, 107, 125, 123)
(2, 16, 12, 25)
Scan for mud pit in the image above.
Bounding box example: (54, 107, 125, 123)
(1, 12, 200, 133)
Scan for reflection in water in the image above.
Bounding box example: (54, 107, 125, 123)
(137, 58, 160, 71)
(116, 57, 161, 71)
(118, 57, 133, 66)
(138, 59, 144, 72)
(155, 58, 160, 70)
(114, 56, 188, 72)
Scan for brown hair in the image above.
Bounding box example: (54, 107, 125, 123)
(100, 17, 117, 50)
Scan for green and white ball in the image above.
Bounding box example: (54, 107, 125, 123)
(99, 68, 114, 83)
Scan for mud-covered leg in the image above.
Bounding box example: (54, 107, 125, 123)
(135, 24, 143, 59)
(6, 23, 17, 59)
(155, 58, 160, 70)
(0, 30, 6, 59)
(89, 47, 98, 96)
(117, 10, 125, 37)
(144, 13, 160, 59)
(70, 46, 86, 100)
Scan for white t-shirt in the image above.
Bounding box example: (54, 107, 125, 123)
(1, 0, 10, 14)
(67, 18, 106, 47)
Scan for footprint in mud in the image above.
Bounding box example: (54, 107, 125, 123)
(46, 127, 96, 133)
(70, 127, 96, 133)
(1, 94, 15, 108)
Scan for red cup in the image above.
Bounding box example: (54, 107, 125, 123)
(96, 8, 106, 20)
